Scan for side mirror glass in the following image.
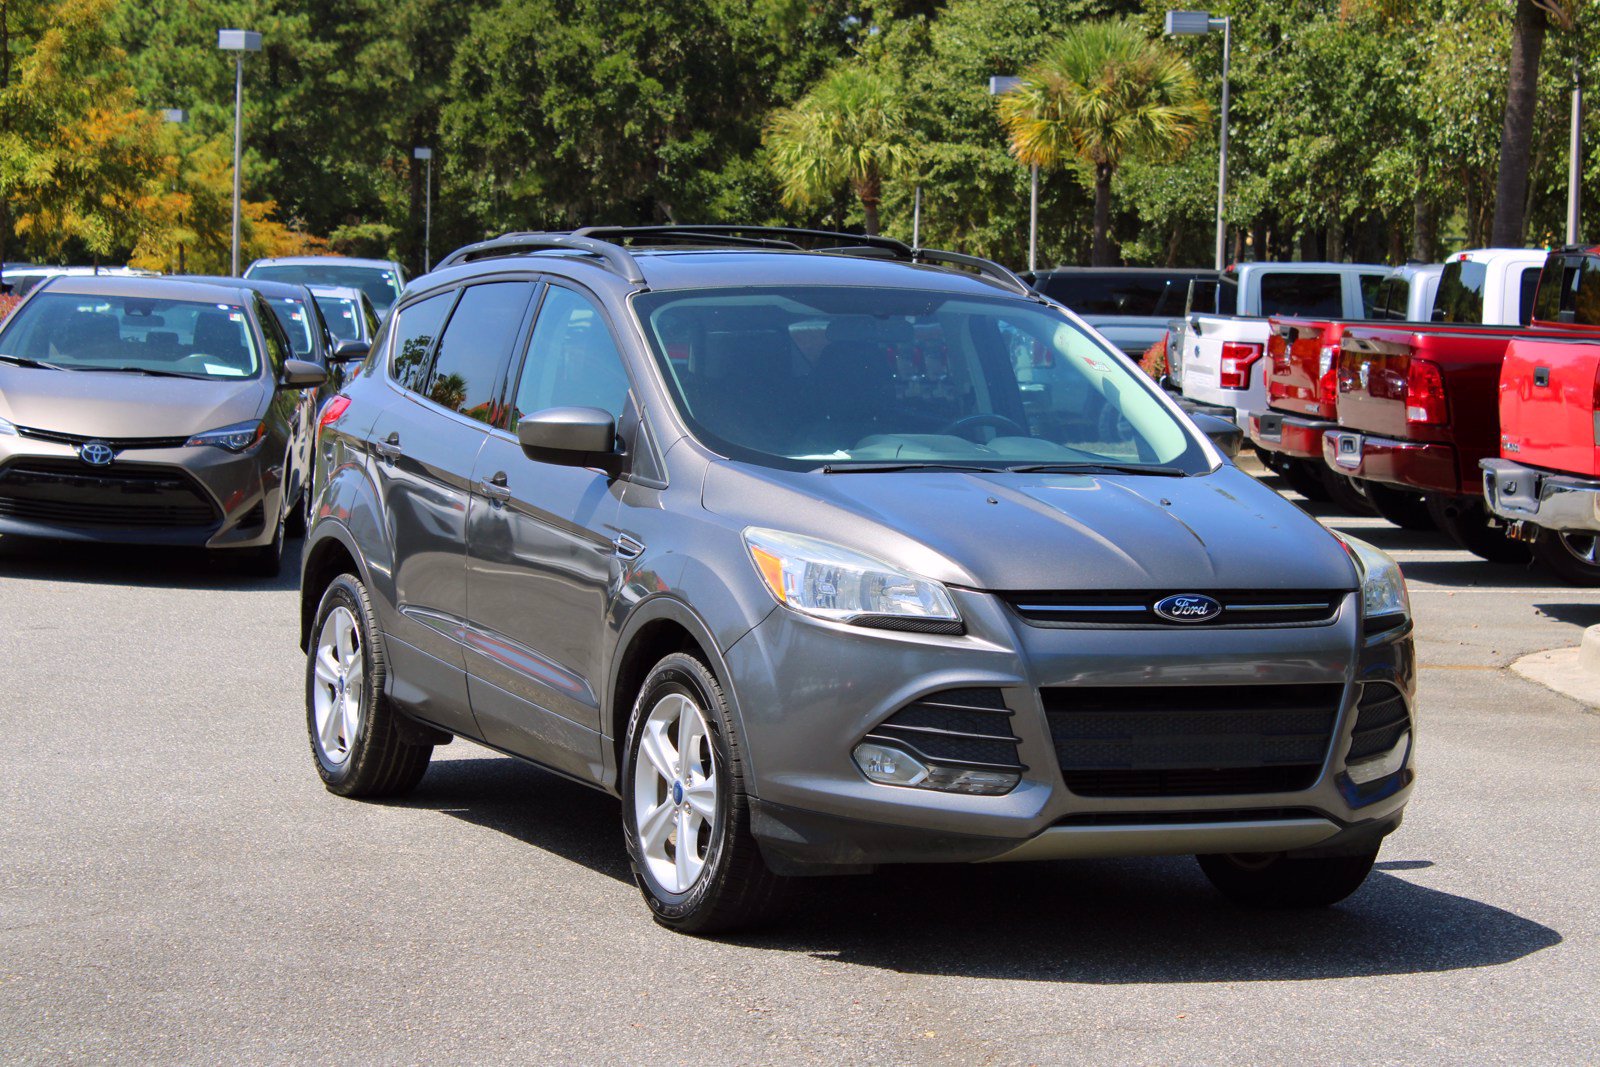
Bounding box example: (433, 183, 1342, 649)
(516, 406, 621, 473)
(1189, 411, 1243, 460)
(281, 358, 327, 389)
(330, 338, 370, 363)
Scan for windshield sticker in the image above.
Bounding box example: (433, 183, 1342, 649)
(203, 363, 248, 376)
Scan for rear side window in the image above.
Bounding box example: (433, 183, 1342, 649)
(1372, 277, 1409, 320)
(1358, 273, 1388, 318)
(511, 286, 631, 423)
(1257, 273, 1343, 317)
(1432, 260, 1487, 322)
(1516, 265, 1542, 326)
(1040, 273, 1197, 317)
(388, 291, 454, 392)
(424, 282, 535, 423)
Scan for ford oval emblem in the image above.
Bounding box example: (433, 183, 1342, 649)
(77, 441, 115, 467)
(1154, 593, 1223, 623)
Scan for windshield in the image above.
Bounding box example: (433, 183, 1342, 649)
(1432, 260, 1486, 323)
(634, 286, 1205, 473)
(267, 297, 317, 357)
(0, 292, 261, 379)
(250, 263, 400, 312)
(315, 294, 365, 341)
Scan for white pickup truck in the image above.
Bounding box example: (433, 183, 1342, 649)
(1169, 262, 1390, 425)
(1425, 246, 1547, 327)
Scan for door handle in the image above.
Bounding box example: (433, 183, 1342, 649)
(479, 471, 512, 503)
(373, 432, 402, 461)
(613, 533, 645, 560)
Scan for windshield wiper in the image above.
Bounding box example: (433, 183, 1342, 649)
(0, 353, 64, 371)
(1006, 462, 1189, 478)
(84, 366, 215, 380)
(818, 462, 1008, 474)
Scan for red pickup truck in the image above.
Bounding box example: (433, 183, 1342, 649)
(1482, 248, 1600, 582)
(1324, 251, 1600, 562)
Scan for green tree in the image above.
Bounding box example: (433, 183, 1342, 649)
(1490, 0, 1576, 246)
(764, 63, 917, 235)
(997, 19, 1208, 265)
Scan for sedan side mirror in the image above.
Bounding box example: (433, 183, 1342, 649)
(330, 338, 370, 363)
(281, 358, 327, 389)
(517, 406, 622, 475)
(1189, 411, 1243, 460)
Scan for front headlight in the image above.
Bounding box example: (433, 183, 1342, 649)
(1339, 533, 1410, 627)
(743, 527, 960, 628)
(186, 420, 265, 453)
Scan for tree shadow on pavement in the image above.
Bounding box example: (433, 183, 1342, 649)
(730, 854, 1560, 983)
(391, 755, 632, 884)
(0, 534, 303, 592)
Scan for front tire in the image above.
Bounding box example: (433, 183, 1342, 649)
(1319, 467, 1376, 515)
(1364, 483, 1436, 532)
(1279, 457, 1332, 501)
(1532, 529, 1600, 586)
(1427, 495, 1531, 564)
(306, 573, 433, 797)
(1197, 846, 1380, 908)
(621, 652, 792, 935)
(235, 506, 286, 577)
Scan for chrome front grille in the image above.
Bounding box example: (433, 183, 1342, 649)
(1002, 589, 1344, 628)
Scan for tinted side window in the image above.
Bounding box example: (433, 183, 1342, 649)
(425, 282, 535, 423)
(1258, 273, 1343, 317)
(511, 286, 631, 424)
(389, 291, 454, 392)
(1359, 273, 1387, 318)
(1374, 277, 1409, 320)
(255, 295, 290, 373)
(1517, 265, 1543, 326)
(1432, 260, 1487, 322)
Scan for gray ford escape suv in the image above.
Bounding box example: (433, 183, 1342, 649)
(300, 226, 1415, 934)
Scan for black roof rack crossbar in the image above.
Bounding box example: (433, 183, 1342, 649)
(574, 227, 806, 251)
(573, 224, 913, 257)
(436, 232, 645, 283)
(910, 248, 1033, 296)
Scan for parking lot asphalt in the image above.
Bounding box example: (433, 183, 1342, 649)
(2, 468, 1598, 1064)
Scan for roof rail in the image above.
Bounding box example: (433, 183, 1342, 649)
(909, 248, 1033, 296)
(435, 232, 645, 283)
(573, 224, 913, 258)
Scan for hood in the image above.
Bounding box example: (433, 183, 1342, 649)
(0, 366, 267, 439)
(702, 462, 1357, 592)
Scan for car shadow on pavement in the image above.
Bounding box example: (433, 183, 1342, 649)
(1319, 521, 1457, 553)
(731, 855, 1560, 983)
(1396, 559, 1551, 589)
(1531, 601, 1600, 628)
(392, 755, 633, 884)
(0, 535, 302, 592)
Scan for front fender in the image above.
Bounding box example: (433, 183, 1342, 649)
(304, 437, 395, 636)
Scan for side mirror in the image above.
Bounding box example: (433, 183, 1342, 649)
(516, 406, 621, 474)
(281, 358, 327, 389)
(1190, 411, 1243, 460)
(330, 338, 370, 363)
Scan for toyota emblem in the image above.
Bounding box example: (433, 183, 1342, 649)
(78, 441, 115, 466)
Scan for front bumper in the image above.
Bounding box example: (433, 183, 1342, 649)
(1248, 410, 1334, 461)
(0, 434, 280, 549)
(723, 588, 1415, 873)
(1321, 429, 1459, 494)
(1482, 458, 1600, 533)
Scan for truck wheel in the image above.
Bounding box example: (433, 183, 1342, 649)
(621, 652, 793, 935)
(1197, 846, 1379, 908)
(1364, 484, 1436, 532)
(1532, 530, 1600, 586)
(1426, 495, 1531, 564)
(1318, 468, 1376, 515)
(1279, 458, 1331, 501)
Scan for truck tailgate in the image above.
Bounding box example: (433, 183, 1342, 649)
(1179, 315, 1270, 421)
(1267, 317, 1344, 419)
(1500, 336, 1600, 476)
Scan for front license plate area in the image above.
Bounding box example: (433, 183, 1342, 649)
(1335, 433, 1362, 470)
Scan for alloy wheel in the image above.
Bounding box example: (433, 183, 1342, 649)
(632, 691, 718, 894)
(1560, 532, 1600, 565)
(311, 606, 364, 765)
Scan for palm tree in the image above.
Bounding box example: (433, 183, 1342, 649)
(764, 64, 916, 236)
(998, 21, 1209, 266)
(1490, 0, 1577, 246)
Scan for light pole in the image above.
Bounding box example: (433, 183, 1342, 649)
(414, 146, 434, 272)
(217, 29, 262, 277)
(162, 110, 189, 274)
(1166, 11, 1231, 270)
(1569, 52, 1583, 245)
(988, 75, 1037, 273)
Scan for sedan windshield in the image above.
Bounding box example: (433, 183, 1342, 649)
(634, 286, 1204, 472)
(250, 264, 400, 313)
(0, 292, 261, 379)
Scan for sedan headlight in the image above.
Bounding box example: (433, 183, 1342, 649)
(186, 419, 265, 453)
(743, 527, 960, 627)
(1339, 533, 1410, 627)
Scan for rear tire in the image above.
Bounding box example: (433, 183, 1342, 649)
(1280, 458, 1332, 501)
(1319, 467, 1376, 515)
(305, 573, 433, 797)
(1426, 495, 1531, 564)
(1197, 846, 1380, 908)
(1532, 529, 1600, 586)
(1364, 484, 1436, 532)
(621, 652, 793, 935)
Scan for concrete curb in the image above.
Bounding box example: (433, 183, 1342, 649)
(1511, 624, 1600, 708)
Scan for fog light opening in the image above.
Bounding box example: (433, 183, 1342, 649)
(1346, 731, 1410, 785)
(852, 742, 1021, 796)
(853, 742, 930, 787)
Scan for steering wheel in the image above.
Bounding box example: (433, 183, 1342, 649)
(939, 412, 1029, 441)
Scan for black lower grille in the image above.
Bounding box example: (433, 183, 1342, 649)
(15, 425, 191, 450)
(1044, 684, 1342, 797)
(1003, 589, 1343, 628)
(1347, 682, 1410, 761)
(0, 459, 219, 528)
(865, 688, 1023, 770)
